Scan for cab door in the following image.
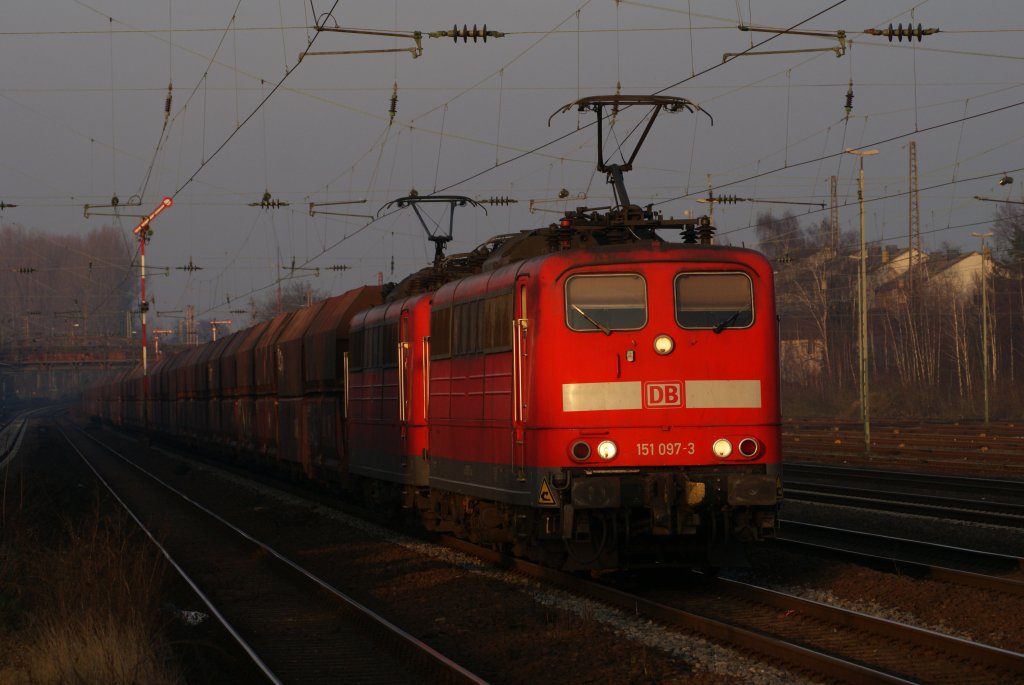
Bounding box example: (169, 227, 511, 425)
(511, 276, 530, 481)
(398, 308, 412, 449)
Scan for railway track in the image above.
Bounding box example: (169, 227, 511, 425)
(776, 519, 1024, 597)
(65, 421, 745, 683)
(47, 417, 1024, 683)
(62, 422, 486, 685)
(445, 537, 1024, 684)
(783, 419, 1024, 474)
(0, 409, 39, 469)
(784, 463, 1024, 527)
(0, 419, 24, 469)
(786, 463, 1024, 500)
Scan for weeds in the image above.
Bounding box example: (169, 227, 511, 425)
(0, 499, 182, 685)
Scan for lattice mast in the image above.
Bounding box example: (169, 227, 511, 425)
(908, 141, 922, 281)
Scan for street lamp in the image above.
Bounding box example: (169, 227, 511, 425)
(845, 148, 879, 455)
(971, 231, 993, 424)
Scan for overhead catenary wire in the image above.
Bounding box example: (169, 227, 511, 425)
(171, 0, 343, 200)
(197, 97, 1024, 322)
(59, 0, 339, 315)
(653, 96, 1024, 209)
(430, 0, 854, 197)
(44, 0, 937, 225)
(16, 1, 1024, 324)
(218, 87, 1024, 319)
(719, 165, 1024, 248)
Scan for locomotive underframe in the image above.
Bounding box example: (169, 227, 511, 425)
(407, 466, 778, 570)
(553, 467, 778, 569)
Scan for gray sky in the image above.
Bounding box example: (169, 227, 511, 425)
(2, 0, 1023, 326)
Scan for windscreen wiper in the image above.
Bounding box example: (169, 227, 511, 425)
(713, 308, 748, 334)
(571, 304, 612, 336)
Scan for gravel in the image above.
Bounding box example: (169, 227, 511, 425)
(172, 452, 818, 684)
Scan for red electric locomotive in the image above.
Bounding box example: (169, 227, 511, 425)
(83, 95, 781, 571)
(419, 240, 778, 569)
(340, 96, 780, 569)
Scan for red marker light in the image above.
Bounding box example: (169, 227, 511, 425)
(559, 217, 572, 228)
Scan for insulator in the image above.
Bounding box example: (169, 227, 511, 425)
(865, 23, 939, 42)
(164, 82, 173, 117)
(17, 267, 37, 274)
(718, 194, 740, 204)
(482, 196, 517, 205)
(250, 196, 289, 209)
(327, 264, 351, 271)
(440, 23, 502, 42)
(111, 194, 119, 206)
(844, 79, 854, 117)
(388, 82, 398, 124)
(0, 201, 16, 210)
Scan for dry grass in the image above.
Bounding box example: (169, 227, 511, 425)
(0, 499, 182, 685)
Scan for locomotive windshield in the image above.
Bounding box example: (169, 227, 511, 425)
(565, 273, 647, 332)
(675, 272, 753, 330)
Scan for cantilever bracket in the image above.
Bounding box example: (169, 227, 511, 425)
(724, 25, 847, 61)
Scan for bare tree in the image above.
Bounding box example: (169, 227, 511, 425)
(755, 211, 807, 262)
(251, 279, 327, 322)
(993, 201, 1024, 268)
(0, 223, 134, 342)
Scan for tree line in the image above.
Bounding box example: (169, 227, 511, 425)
(6, 202, 1024, 421)
(0, 223, 136, 345)
(759, 202, 1024, 420)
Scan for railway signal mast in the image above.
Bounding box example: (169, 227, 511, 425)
(210, 320, 232, 342)
(132, 196, 173, 432)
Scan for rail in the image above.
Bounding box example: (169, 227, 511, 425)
(441, 537, 1024, 684)
(66, 424, 488, 685)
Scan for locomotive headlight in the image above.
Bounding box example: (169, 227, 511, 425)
(653, 334, 675, 355)
(596, 440, 618, 460)
(712, 438, 733, 459)
(738, 437, 760, 458)
(570, 440, 592, 462)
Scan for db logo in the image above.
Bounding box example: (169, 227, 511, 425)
(645, 381, 682, 407)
